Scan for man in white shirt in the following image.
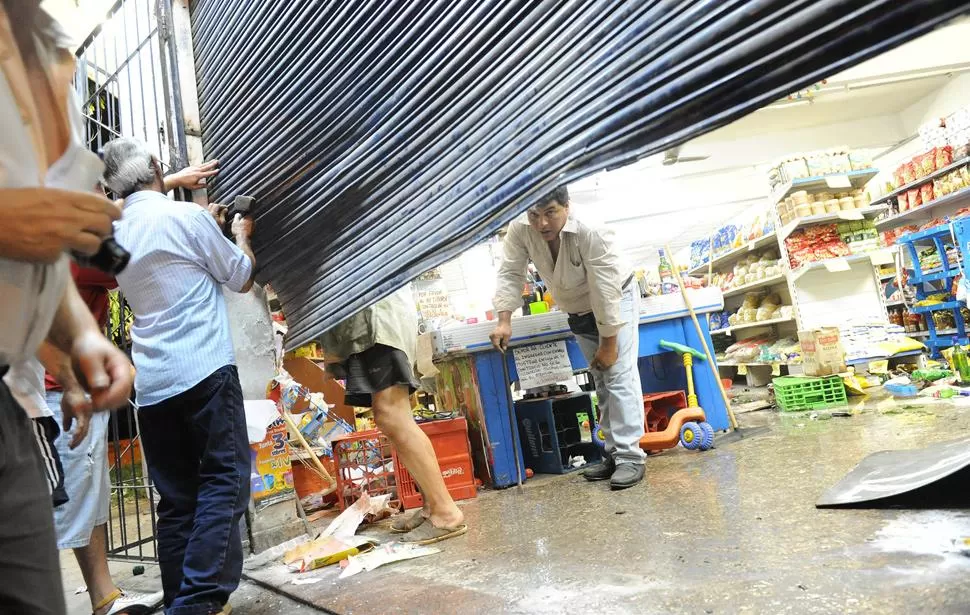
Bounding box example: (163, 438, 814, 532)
(0, 5, 134, 615)
(490, 186, 646, 489)
(102, 137, 255, 615)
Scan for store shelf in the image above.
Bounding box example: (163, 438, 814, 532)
(711, 316, 796, 336)
(884, 299, 905, 308)
(909, 266, 959, 285)
(874, 184, 970, 231)
(772, 168, 879, 204)
(910, 328, 958, 338)
(911, 300, 962, 314)
(898, 222, 954, 244)
(688, 233, 778, 276)
(789, 253, 873, 283)
(869, 156, 970, 207)
(777, 205, 888, 241)
(846, 349, 923, 366)
(721, 274, 788, 298)
(719, 360, 791, 367)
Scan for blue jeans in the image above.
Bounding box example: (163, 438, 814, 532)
(574, 287, 647, 465)
(138, 365, 250, 615)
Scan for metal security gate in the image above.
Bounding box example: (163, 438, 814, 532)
(73, 0, 187, 561)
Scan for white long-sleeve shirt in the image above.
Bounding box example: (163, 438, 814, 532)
(493, 215, 632, 338)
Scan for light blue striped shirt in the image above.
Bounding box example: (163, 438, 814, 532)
(114, 191, 253, 406)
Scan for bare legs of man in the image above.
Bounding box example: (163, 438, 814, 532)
(371, 384, 466, 543)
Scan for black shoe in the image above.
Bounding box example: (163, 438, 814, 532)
(610, 463, 645, 490)
(582, 458, 615, 481)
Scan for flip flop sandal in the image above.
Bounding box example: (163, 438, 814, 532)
(390, 509, 428, 533)
(399, 522, 468, 545)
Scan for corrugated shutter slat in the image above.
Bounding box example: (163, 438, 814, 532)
(191, 0, 970, 348)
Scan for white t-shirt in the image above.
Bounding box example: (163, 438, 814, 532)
(0, 11, 103, 367)
(3, 358, 51, 419)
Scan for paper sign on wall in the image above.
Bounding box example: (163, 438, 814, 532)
(513, 341, 574, 389)
(414, 280, 452, 319)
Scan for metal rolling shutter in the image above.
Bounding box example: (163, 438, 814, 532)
(191, 0, 970, 348)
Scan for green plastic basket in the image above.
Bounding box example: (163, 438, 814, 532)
(772, 376, 847, 412)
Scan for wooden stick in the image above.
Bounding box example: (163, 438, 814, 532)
(665, 244, 740, 431)
(281, 410, 336, 488)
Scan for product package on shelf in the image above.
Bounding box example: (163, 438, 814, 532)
(837, 321, 926, 363)
(721, 292, 793, 329)
(718, 251, 782, 291)
(767, 148, 872, 194)
(720, 335, 801, 365)
(777, 187, 871, 225)
(785, 224, 850, 269)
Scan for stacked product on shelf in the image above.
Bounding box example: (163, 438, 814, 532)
(720, 335, 801, 365)
(688, 208, 775, 271)
(709, 291, 794, 331)
(768, 148, 874, 194)
(837, 321, 925, 364)
(709, 251, 782, 293)
(875, 103, 970, 229)
(785, 224, 850, 269)
(778, 188, 871, 224)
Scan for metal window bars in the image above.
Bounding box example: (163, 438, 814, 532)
(73, 0, 187, 562)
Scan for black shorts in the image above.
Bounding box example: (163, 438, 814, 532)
(31, 416, 69, 508)
(340, 344, 420, 408)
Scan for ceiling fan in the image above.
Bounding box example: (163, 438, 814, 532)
(662, 146, 709, 166)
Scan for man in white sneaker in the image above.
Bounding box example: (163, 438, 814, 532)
(490, 186, 646, 489)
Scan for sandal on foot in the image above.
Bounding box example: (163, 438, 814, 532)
(391, 509, 428, 533)
(399, 522, 468, 545)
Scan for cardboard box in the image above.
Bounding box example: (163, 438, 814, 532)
(798, 328, 846, 376)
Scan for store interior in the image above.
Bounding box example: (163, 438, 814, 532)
(233, 18, 970, 615)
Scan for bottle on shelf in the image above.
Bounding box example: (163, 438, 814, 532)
(658, 249, 677, 295)
(952, 339, 970, 385)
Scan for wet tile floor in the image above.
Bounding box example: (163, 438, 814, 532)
(144, 392, 970, 614)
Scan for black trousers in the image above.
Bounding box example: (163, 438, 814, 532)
(0, 374, 65, 615)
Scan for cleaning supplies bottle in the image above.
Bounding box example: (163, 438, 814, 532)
(658, 249, 677, 295)
(952, 339, 970, 385)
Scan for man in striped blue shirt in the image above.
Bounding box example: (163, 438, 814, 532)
(102, 138, 255, 615)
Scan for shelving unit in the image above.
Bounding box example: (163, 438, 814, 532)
(875, 184, 970, 231)
(771, 169, 879, 203)
(896, 222, 968, 356)
(777, 205, 888, 242)
(722, 274, 787, 298)
(870, 156, 970, 208)
(711, 316, 796, 337)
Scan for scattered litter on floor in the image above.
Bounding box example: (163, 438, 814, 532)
(568, 455, 586, 468)
(339, 542, 442, 579)
(74, 586, 87, 595)
(284, 492, 391, 572)
(291, 577, 324, 585)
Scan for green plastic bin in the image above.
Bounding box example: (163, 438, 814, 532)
(772, 376, 847, 412)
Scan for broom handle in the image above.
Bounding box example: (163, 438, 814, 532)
(664, 244, 740, 431)
(282, 410, 336, 487)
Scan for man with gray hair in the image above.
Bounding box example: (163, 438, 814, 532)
(101, 137, 255, 615)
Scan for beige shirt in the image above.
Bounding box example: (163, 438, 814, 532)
(494, 215, 631, 337)
(320, 286, 419, 366)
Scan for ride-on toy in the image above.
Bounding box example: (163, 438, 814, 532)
(590, 340, 715, 453)
(637, 340, 714, 452)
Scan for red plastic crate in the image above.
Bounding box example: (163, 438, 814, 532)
(392, 418, 477, 511)
(643, 391, 687, 434)
(331, 430, 397, 511)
